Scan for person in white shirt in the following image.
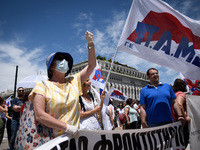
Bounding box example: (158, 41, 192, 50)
(117, 102, 124, 115)
(124, 98, 138, 129)
(117, 102, 125, 130)
(102, 100, 115, 130)
(79, 79, 105, 130)
(133, 99, 141, 129)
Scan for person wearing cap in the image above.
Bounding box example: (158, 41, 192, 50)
(28, 31, 96, 139)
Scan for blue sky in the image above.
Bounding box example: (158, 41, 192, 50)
(0, 0, 200, 92)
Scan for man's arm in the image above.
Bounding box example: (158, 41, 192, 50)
(140, 104, 148, 128)
(13, 105, 22, 112)
(12, 98, 22, 112)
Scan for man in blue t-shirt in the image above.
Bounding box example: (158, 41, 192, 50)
(10, 87, 24, 150)
(140, 68, 185, 128)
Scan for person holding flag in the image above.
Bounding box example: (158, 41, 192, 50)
(79, 78, 105, 130)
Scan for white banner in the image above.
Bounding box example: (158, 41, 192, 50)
(187, 95, 200, 150)
(117, 0, 200, 80)
(36, 121, 185, 150)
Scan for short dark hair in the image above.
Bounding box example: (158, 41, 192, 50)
(173, 79, 186, 92)
(17, 87, 24, 91)
(126, 98, 133, 105)
(146, 68, 158, 76)
(109, 99, 113, 105)
(119, 102, 123, 108)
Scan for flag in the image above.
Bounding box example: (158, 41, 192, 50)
(6, 95, 12, 107)
(184, 78, 200, 95)
(89, 61, 105, 90)
(109, 87, 127, 101)
(117, 0, 200, 80)
(180, 73, 200, 95)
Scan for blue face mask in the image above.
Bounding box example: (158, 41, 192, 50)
(55, 59, 69, 74)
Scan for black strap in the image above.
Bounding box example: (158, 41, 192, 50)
(88, 91, 94, 102)
(79, 96, 86, 112)
(79, 92, 94, 112)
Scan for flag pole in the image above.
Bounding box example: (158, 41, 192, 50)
(13, 65, 18, 98)
(104, 48, 119, 91)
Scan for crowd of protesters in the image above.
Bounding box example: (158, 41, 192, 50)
(0, 76, 196, 149)
(0, 31, 198, 149)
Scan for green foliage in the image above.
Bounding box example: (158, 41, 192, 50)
(96, 55, 135, 69)
(97, 55, 106, 60)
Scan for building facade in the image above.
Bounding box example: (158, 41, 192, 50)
(71, 59, 149, 100)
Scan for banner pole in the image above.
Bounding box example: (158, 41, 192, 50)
(104, 48, 119, 91)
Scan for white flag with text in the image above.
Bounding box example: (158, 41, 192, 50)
(117, 0, 200, 80)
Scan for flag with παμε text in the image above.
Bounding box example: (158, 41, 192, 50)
(117, 0, 200, 80)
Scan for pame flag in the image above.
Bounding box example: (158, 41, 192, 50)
(117, 0, 200, 80)
(89, 61, 105, 90)
(109, 87, 127, 101)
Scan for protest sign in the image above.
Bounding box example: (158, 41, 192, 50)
(36, 121, 184, 150)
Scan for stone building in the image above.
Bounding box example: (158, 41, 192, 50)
(0, 90, 14, 99)
(71, 59, 149, 100)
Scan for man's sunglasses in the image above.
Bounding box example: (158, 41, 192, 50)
(18, 90, 24, 92)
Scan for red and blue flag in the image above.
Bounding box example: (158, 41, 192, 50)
(109, 87, 127, 101)
(117, 0, 200, 80)
(89, 61, 105, 90)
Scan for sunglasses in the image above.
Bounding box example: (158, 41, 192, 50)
(18, 90, 24, 92)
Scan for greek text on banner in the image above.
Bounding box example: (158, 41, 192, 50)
(35, 121, 185, 150)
